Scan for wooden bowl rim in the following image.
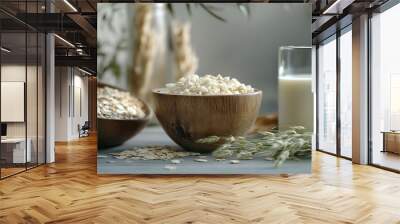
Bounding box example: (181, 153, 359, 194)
(152, 88, 262, 97)
(97, 117, 150, 122)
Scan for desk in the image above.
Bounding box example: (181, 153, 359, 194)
(382, 131, 400, 155)
(1, 138, 31, 163)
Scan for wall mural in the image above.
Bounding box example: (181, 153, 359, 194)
(97, 3, 313, 174)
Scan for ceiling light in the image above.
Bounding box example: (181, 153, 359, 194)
(1, 47, 11, 53)
(54, 34, 75, 48)
(78, 67, 92, 76)
(63, 0, 78, 12)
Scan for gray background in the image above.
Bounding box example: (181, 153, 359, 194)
(172, 3, 311, 113)
(98, 3, 312, 113)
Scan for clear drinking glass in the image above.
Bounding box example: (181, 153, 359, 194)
(278, 46, 313, 131)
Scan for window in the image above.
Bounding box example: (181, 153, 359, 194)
(370, 2, 400, 171)
(339, 28, 352, 158)
(317, 36, 337, 154)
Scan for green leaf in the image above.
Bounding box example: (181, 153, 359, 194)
(199, 3, 226, 22)
(109, 58, 121, 79)
(167, 3, 174, 16)
(186, 3, 192, 16)
(167, 24, 174, 52)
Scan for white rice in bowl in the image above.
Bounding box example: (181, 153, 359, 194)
(163, 74, 255, 95)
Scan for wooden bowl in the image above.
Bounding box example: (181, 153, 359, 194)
(97, 83, 152, 149)
(152, 89, 262, 153)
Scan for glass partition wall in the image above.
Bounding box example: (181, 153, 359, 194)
(339, 27, 352, 159)
(316, 26, 353, 159)
(317, 35, 337, 155)
(370, 2, 400, 172)
(0, 2, 46, 179)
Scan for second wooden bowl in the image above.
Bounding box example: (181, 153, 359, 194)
(97, 83, 152, 149)
(152, 89, 262, 153)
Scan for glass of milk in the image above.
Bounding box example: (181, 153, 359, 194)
(278, 46, 313, 131)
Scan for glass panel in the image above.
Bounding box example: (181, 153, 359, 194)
(1, 31, 28, 177)
(340, 29, 352, 158)
(27, 31, 38, 169)
(371, 4, 400, 171)
(38, 32, 45, 165)
(26, 1, 39, 169)
(318, 37, 337, 154)
(0, 1, 46, 178)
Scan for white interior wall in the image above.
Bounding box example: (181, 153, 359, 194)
(1, 65, 27, 139)
(71, 73, 89, 138)
(55, 67, 89, 141)
(55, 66, 70, 141)
(1, 64, 46, 164)
(1, 66, 26, 128)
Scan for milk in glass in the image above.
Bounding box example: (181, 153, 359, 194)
(278, 46, 313, 131)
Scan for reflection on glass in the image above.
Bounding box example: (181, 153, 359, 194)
(318, 37, 337, 154)
(371, 3, 400, 171)
(1, 32, 28, 177)
(38, 33, 46, 165)
(340, 29, 352, 158)
(0, 1, 47, 179)
(27, 31, 38, 169)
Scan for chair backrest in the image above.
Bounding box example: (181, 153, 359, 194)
(82, 121, 90, 129)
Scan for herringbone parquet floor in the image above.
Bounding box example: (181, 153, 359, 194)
(1, 135, 400, 224)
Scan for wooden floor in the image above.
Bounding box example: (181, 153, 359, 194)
(1, 167, 26, 178)
(1, 135, 400, 224)
(373, 150, 400, 171)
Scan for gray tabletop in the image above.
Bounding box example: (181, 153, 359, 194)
(98, 126, 311, 175)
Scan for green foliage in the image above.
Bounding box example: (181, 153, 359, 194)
(97, 3, 128, 79)
(98, 3, 252, 79)
(166, 3, 251, 22)
(199, 3, 226, 22)
(197, 126, 312, 167)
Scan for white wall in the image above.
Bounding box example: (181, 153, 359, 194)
(55, 66, 69, 141)
(1, 65, 26, 131)
(1, 65, 39, 138)
(55, 67, 89, 141)
(71, 74, 89, 138)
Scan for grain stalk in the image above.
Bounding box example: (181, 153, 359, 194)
(197, 126, 312, 167)
(132, 4, 158, 99)
(171, 21, 198, 80)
